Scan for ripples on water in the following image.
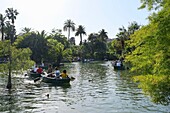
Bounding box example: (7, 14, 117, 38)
(0, 61, 169, 113)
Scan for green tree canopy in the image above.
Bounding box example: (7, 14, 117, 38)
(124, 0, 170, 105)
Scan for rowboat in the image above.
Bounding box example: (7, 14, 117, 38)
(113, 65, 125, 70)
(111, 61, 125, 70)
(27, 72, 42, 79)
(42, 76, 70, 84)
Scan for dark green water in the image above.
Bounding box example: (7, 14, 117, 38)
(0, 61, 169, 113)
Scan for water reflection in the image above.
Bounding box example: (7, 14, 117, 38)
(0, 61, 169, 113)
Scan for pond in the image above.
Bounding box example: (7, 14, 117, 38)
(0, 61, 169, 113)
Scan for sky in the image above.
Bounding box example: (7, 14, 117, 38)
(0, 0, 150, 44)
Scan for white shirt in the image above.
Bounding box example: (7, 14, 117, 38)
(55, 70, 60, 77)
(116, 62, 121, 67)
(34, 67, 38, 72)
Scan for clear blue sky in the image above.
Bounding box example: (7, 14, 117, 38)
(0, 0, 150, 44)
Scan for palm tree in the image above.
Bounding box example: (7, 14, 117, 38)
(98, 29, 108, 42)
(116, 26, 128, 51)
(5, 8, 19, 25)
(5, 8, 19, 43)
(21, 27, 32, 34)
(5, 8, 19, 89)
(63, 19, 75, 40)
(75, 25, 86, 45)
(0, 14, 6, 41)
(4, 21, 13, 40)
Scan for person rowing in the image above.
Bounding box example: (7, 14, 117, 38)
(60, 70, 68, 79)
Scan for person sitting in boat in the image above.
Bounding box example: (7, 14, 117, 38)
(47, 64, 53, 73)
(33, 65, 38, 73)
(41, 62, 44, 67)
(47, 64, 55, 77)
(36, 66, 43, 74)
(60, 70, 68, 79)
(116, 60, 121, 67)
(54, 67, 60, 78)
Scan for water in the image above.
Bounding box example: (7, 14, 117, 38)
(0, 61, 169, 113)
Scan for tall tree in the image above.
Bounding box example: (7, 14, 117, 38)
(63, 19, 75, 40)
(75, 25, 86, 45)
(98, 29, 108, 42)
(5, 8, 19, 25)
(5, 8, 19, 89)
(4, 21, 13, 40)
(116, 26, 128, 52)
(5, 8, 19, 43)
(0, 14, 6, 41)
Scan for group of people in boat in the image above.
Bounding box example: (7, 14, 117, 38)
(31, 65, 43, 74)
(31, 64, 68, 79)
(112, 60, 123, 67)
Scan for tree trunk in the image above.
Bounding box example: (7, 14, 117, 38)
(68, 27, 70, 41)
(6, 66, 12, 89)
(6, 44, 12, 89)
(80, 34, 82, 45)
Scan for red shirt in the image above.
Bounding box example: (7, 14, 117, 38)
(37, 68, 43, 74)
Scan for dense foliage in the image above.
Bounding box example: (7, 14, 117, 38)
(124, 0, 170, 105)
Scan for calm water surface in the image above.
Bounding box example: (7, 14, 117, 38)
(0, 61, 169, 113)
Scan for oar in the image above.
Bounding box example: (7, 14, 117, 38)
(34, 77, 41, 82)
(70, 76, 75, 81)
(34, 72, 54, 82)
(33, 72, 46, 83)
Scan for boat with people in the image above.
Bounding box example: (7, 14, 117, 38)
(111, 60, 125, 70)
(27, 71, 42, 79)
(26, 64, 46, 79)
(113, 65, 125, 70)
(33, 69, 75, 84)
(42, 76, 71, 84)
(28, 64, 75, 84)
